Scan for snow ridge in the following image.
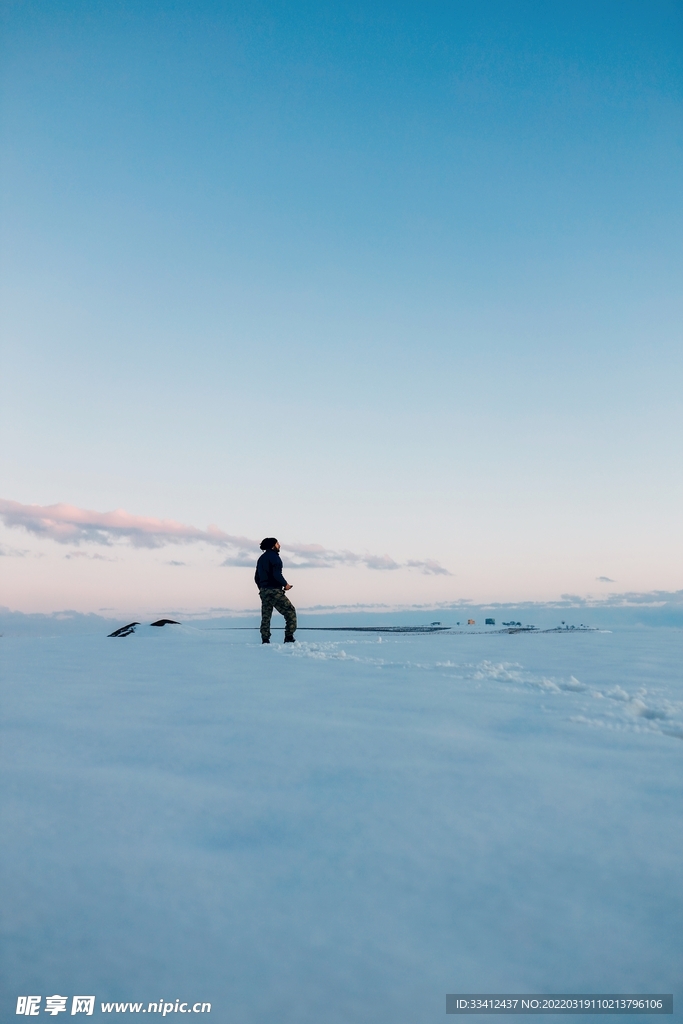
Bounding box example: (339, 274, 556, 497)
(276, 639, 683, 740)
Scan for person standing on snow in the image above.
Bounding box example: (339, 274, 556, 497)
(255, 538, 297, 644)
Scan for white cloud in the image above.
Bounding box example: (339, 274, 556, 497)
(0, 544, 28, 557)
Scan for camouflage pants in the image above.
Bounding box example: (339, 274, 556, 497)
(259, 588, 297, 640)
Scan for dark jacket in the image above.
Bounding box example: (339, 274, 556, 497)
(255, 549, 288, 590)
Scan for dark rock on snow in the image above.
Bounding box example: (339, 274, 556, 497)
(108, 622, 140, 637)
(108, 619, 180, 637)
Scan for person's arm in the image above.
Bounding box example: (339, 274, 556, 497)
(271, 551, 288, 589)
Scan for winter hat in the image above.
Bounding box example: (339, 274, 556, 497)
(260, 537, 278, 551)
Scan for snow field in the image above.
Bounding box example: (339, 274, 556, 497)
(1, 626, 681, 1023)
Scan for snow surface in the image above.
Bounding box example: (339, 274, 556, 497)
(1, 625, 681, 1022)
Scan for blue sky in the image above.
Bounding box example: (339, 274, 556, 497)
(1, 1, 681, 614)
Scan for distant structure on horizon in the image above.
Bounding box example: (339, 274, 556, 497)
(485, 618, 495, 625)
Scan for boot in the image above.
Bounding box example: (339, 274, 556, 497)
(283, 634, 295, 643)
(262, 638, 270, 644)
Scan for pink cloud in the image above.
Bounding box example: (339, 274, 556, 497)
(0, 498, 450, 575)
(0, 499, 251, 549)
